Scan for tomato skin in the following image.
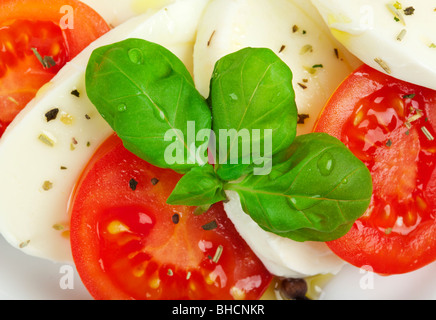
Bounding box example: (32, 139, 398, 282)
(70, 134, 272, 300)
(0, 0, 110, 137)
(314, 64, 436, 275)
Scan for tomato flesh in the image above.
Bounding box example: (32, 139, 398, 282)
(0, 0, 110, 137)
(314, 64, 436, 274)
(0, 20, 69, 134)
(70, 134, 272, 300)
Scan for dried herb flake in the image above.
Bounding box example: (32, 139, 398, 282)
(38, 133, 55, 147)
(42, 180, 53, 191)
(31, 48, 56, 69)
(403, 93, 416, 99)
(202, 220, 218, 231)
(298, 114, 310, 124)
(403, 6, 415, 15)
(19, 240, 30, 249)
(386, 139, 393, 147)
(212, 245, 224, 263)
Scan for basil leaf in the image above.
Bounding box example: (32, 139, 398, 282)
(86, 38, 212, 173)
(227, 133, 373, 242)
(209, 47, 298, 181)
(167, 164, 227, 206)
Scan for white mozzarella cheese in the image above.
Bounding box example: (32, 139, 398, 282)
(80, 0, 176, 27)
(0, 0, 210, 262)
(311, 0, 436, 90)
(224, 192, 345, 278)
(193, 0, 362, 136)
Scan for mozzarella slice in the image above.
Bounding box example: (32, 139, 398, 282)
(194, 0, 353, 278)
(80, 0, 176, 27)
(311, 0, 436, 90)
(224, 192, 345, 278)
(0, 0, 210, 263)
(194, 0, 362, 136)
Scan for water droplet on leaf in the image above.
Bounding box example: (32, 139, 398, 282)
(117, 104, 127, 112)
(153, 108, 167, 122)
(317, 152, 335, 176)
(128, 48, 143, 64)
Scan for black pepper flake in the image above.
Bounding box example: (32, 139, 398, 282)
(202, 220, 218, 231)
(280, 278, 309, 300)
(292, 25, 299, 33)
(85, 114, 91, 120)
(334, 48, 339, 59)
(45, 108, 59, 122)
(298, 114, 310, 124)
(403, 6, 415, 15)
(60, 166, 67, 170)
(71, 89, 80, 97)
(297, 83, 307, 89)
(279, 45, 286, 53)
(129, 178, 138, 191)
(151, 178, 159, 186)
(172, 214, 180, 224)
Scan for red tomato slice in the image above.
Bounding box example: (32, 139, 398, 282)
(314, 64, 436, 275)
(0, 0, 110, 137)
(69, 134, 272, 300)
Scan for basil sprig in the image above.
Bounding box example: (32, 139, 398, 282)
(86, 39, 373, 242)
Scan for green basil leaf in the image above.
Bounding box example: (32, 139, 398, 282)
(167, 164, 227, 206)
(227, 133, 373, 242)
(209, 47, 298, 181)
(86, 38, 212, 173)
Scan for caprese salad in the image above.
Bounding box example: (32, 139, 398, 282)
(0, 0, 435, 300)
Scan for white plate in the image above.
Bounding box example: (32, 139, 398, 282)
(2, 232, 436, 300)
(322, 262, 436, 300)
(0, 234, 91, 300)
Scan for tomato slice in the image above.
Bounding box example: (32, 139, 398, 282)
(69, 134, 272, 300)
(314, 64, 436, 275)
(0, 0, 110, 137)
